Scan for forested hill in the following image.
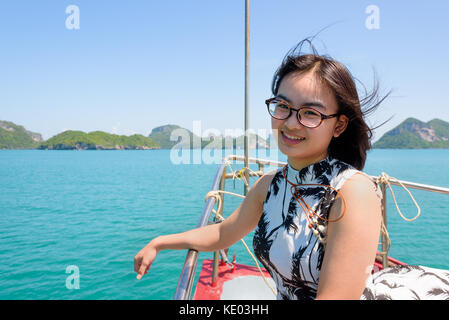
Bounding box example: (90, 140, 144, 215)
(373, 118, 449, 149)
(38, 130, 159, 150)
(0, 121, 270, 150)
(0, 120, 43, 149)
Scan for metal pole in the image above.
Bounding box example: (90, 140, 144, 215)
(212, 166, 227, 286)
(380, 183, 388, 269)
(244, 0, 250, 195)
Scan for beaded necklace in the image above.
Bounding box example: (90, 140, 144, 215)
(282, 164, 347, 244)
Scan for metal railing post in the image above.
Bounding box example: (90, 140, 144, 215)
(380, 183, 388, 269)
(212, 166, 227, 286)
(243, 0, 250, 196)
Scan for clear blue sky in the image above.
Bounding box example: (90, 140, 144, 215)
(1, 0, 448, 141)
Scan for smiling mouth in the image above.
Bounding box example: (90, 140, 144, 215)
(281, 130, 305, 141)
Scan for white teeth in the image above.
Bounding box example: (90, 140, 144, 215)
(283, 131, 305, 140)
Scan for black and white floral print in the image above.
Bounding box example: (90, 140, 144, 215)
(253, 155, 358, 300)
(253, 155, 449, 300)
(362, 265, 449, 300)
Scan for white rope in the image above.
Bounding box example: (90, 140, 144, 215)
(225, 160, 260, 188)
(375, 172, 423, 257)
(376, 172, 421, 222)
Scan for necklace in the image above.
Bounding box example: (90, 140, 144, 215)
(282, 165, 347, 243)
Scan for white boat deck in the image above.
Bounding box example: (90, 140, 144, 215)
(220, 275, 277, 300)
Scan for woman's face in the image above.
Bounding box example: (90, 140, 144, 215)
(272, 71, 348, 170)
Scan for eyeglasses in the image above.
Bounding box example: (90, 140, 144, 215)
(266, 97, 339, 128)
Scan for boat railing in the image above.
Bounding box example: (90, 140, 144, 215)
(174, 154, 449, 300)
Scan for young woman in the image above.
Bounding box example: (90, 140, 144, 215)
(135, 40, 449, 300)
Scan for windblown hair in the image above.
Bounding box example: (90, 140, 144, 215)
(271, 38, 391, 170)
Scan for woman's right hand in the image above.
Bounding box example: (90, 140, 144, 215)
(134, 242, 158, 280)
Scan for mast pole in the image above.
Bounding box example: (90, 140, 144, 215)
(244, 0, 250, 195)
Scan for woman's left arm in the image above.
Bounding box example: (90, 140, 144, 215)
(315, 173, 382, 300)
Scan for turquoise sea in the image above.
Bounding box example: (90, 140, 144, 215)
(0, 149, 448, 300)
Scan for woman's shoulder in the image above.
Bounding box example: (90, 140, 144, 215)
(328, 169, 383, 236)
(250, 168, 281, 205)
(327, 158, 359, 189)
(338, 170, 383, 207)
(327, 157, 383, 206)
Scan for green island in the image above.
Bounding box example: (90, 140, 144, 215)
(38, 130, 159, 150)
(373, 118, 449, 149)
(0, 122, 270, 150)
(1, 118, 448, 150)
(0, 120, 43, 149)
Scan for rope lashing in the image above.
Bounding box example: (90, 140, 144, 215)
(376, 172, 421, 222)
(205, 190, 245, 220)
(375, 172, 422, 257)
(225, 161, 260, 188)
(378, 218, 391, 256)
(204, 189, 277, 297)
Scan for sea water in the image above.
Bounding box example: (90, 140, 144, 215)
(0, 149, 448, 299)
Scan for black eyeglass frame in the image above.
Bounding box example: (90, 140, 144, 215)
(265, 97, 340, 128)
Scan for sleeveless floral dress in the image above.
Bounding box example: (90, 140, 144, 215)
(252, 156, 449, 300)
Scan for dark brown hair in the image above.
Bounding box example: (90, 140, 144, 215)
(271, 38, 391, 170)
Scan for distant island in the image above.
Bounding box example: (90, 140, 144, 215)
(373, 118, 449, 149)
(2, 118, 449, 150)
(0, 120, 158, 150)
(38, 130, 159, 150)
(0, 120, 43, 149)
(0, 121, 270, 150)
